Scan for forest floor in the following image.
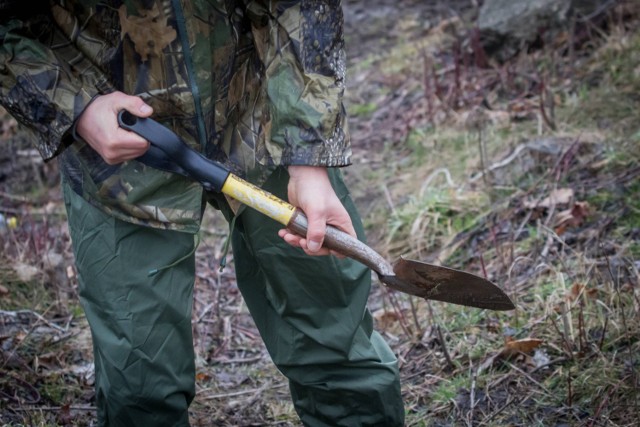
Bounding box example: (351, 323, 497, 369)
(1, 1, 640, 426)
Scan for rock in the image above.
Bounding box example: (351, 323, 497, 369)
(478, 0, 571, 59)
(477, 0, 614, 60)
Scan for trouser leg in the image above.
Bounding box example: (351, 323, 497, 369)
(229, 168, 405, 427)
(62, 183, 196, 427)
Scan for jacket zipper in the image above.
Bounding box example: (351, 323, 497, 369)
(171, 0, 207, 150)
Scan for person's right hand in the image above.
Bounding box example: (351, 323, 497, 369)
(75, 91, 153, 164)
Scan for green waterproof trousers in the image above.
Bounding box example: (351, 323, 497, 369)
(62, 167, 404, 427)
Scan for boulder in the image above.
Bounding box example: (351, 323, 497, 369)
(478, 0, 613, 60)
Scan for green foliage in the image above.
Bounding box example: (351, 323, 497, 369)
(560, 30, 640, 134)
(350, 102, 379, 118)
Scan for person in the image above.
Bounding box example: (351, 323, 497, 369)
(0, 1, 405, 426)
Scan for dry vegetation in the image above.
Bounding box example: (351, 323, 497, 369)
(1, 1, 640, 426)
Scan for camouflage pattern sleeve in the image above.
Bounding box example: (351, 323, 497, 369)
(246, 0, 352, 168)
(0, 1, 113, 160)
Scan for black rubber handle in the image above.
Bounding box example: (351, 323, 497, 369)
(118, 110, 230, 192)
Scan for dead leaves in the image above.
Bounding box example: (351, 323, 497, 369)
(524, 187, 591, 233)
(480, 336, 545, 371)
(502, 337, 544, 358)
(525, 188, 574, 209)
(566, 283, 599, 302)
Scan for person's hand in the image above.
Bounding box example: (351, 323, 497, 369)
(278, 166, 356, 256)
(75, 91, 153, 164)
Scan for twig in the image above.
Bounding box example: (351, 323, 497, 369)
(435, 324, 454, 369)
(0, 191, 32, 203)
(425, 301, 454, 370)
(469, 143, 528, 183)
(211, 355, 264, 365)
(557, 271, 575, 344)
(477, 128, 490, 190)
(480, 394, 520, 425)
(8, 405, 96, 412)
(382, 184, 398, 217)
(530, 357, 570, 374)
(589, 379, 625, 427)
(605, 254, 636, 379)
(408, 297, 423, 337)
(467, 359, 478, 426)
(0, 309, 67, 333)
(423, 52, 434, 122)
(538, 75, 556, 131)
(202, 382, 287, 400)
(197, 302, 215, 323)
(549, 316, 574, 358)
(386, 289, 414, 337)
(598, 314, 609, 351)
(567, 366, 573, 408)
(576, 0, 617, 22)
(419, 168, 456, 196)
(504, 361, 562, 404)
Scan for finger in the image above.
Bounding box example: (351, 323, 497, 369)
(115, 94, 154, 118)
(298, 236, 331, 256)
(97, 129, 150, 164)
(304, 214, 327, 253)
(115, 128, 150, 148)
(329, 250, 346, 259)
(278, 229, 303, 248)
(278, 229, 333, 256)
(327, 219, 357, 239)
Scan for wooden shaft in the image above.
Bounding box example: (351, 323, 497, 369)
(220, 173, 395, 277)
(287, 210, 395, 277)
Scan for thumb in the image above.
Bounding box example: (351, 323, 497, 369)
(305, 214, 326, 253)
(118, 94, 153, 118)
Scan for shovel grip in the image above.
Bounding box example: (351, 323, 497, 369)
(118, 111, 230, 192)
(287, 210, 395, 276)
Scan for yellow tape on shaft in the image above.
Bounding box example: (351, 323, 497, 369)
(221, 174, 296, 226)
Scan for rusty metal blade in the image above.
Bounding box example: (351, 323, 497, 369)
(379, 257, 515, 311)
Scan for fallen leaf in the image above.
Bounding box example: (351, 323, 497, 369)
(196, 372, 211, 382)
(373, 309, 401, 330)
(502, 337, 543, 357)
(525, 188, 574, 209)
(479, 337, 545, 370)
(567, 283, 598, 301)
(569, 283, 585, 300)
(0, 284, 8, 296)
(556, 201, 590, 230)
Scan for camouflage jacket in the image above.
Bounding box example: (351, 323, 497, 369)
(0, 0, 351, 232)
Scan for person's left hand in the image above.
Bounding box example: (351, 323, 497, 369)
(278, 166, 356, 257)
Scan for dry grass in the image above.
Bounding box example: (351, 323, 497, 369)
(345, 2, 640, 425)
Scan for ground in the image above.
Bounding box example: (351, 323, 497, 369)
(1, 1, 639, 426)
